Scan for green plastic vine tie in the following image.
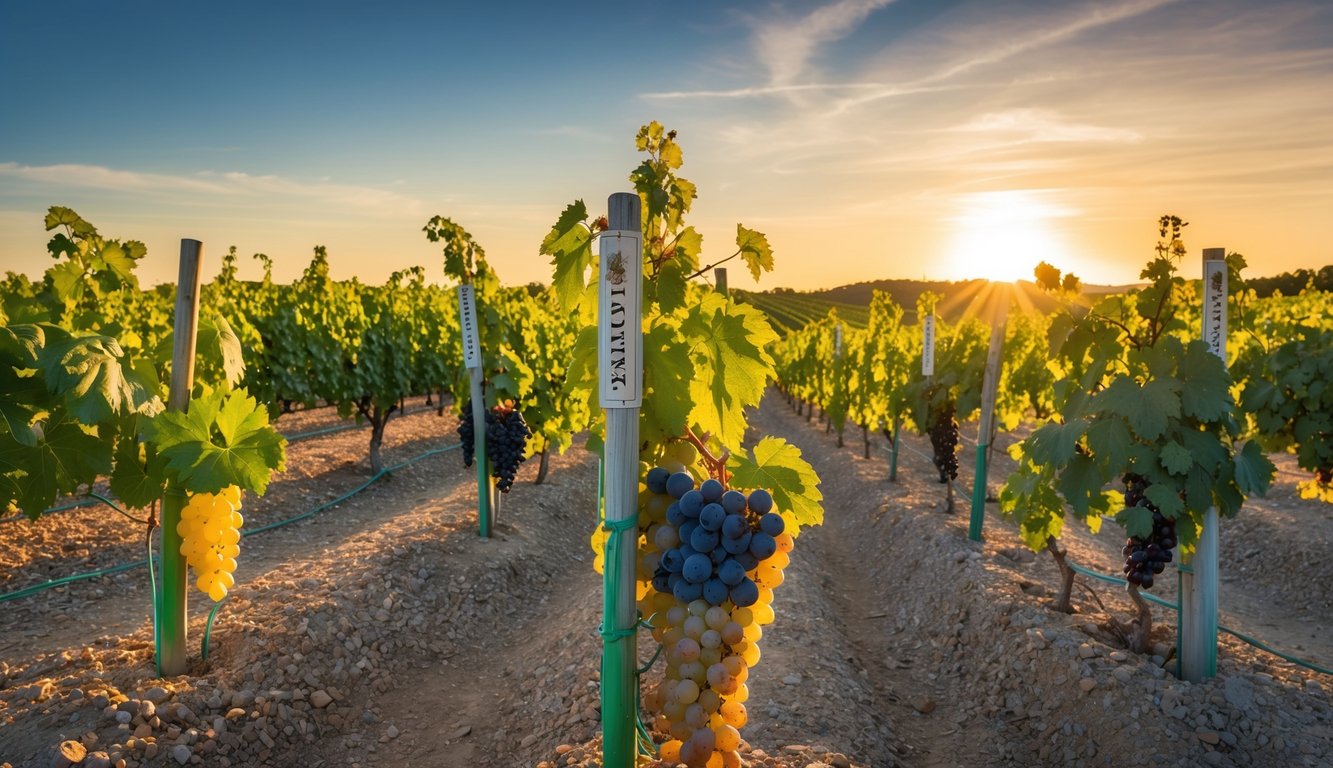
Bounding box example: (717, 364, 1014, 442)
(202, 599, 226, 661)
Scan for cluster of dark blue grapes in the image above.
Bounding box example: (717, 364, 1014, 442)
(928, 398, 960, 484)
(456, 404, 531, 493)
(645, 468, 785, 608)
(1121, 473, 1177, 590)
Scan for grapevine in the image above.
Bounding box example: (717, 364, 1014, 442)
(545, 122, 823, 764)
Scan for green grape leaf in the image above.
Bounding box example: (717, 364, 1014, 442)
(0, 367, 46, 447)
(1055, 453, 1104, 519)
(1178, 343, 1232, 422)
(1233, 440, 1276, 497)
(45, 206, 97, 236)
(0, 414, 112, 519)
(1095, 376, 1178, 441)
(672, 227, 703, 266)
(47, 260, 89, 304)
(1159, 441, 1193, 476)
(1024, 418, 1087, 466)
(1144, 483, 1184, 519)
(726, 436, 822, 536)
(656, 261, 689, 315)
(642, 322, 693, 437)
(1115, 502, 1154, 539)
(1085, 417, 1132, 475)
(541, 201, 593, 312)
(40, 332, 160, 424)
(146, 388, 287, 495)
(0, 323, 44, 363)
(108, 429, 167, 509)
(736, 225, 774, 281)
(196, 313, 246, 387)
(681, 294, 777, 450)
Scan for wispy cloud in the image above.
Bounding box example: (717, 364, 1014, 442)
(753, 0, 897, 86)
(832, 0, 1184, 113)
(952, 109, 1143, 144)
(0, 162, 427, 216)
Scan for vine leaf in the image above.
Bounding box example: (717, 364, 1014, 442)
(681, 294, 776, 451)
(0, 414, 111, 519)
(1160, 442, 1193, 476)
(541, 200, 593, 312)
(727, 436, 822, 536)
(643, 323, 692, 438)
(736, 225, 774, 281)
(1115, 503, 1154, 539)
(1234, 440, 1276, 497)
(40, 330, 161, 425)
(146, 388, 287, 495)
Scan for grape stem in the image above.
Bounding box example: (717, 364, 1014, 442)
(682, 426, 730, 484)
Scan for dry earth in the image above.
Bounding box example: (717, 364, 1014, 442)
(1, 393, 1329, 768)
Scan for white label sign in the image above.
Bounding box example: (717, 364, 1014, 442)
(598, 230, 643, 408)
(922, 315, 936, 376)
(1202, 251, 1227, 363)
(457, 284, 481, 370)
(834, 324, 843, 357)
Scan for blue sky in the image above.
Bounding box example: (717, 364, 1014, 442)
(2, 0, 1330, 290)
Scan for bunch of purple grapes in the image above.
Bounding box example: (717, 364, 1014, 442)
(645, 467, 785, 608)
(928, 400, 960, 484)
(1121, 473, 1177, 590)
(456, 404, 531, 493)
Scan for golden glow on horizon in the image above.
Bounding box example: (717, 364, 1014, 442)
(946, 190, 1073, 283)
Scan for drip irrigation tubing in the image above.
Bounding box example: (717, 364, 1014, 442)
(0, 442, 462, 605)
(879, 428, 1332, 677)
(0, 404, 449, 524)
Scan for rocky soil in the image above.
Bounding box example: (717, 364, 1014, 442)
(1, 393, 1329, 768)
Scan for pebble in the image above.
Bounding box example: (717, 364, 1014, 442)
(54, 741, 86, 768)
(83, 752, 112, 768)
(911, 697, 936, 714)
(1079, 678, 1097, 693)
(143, 687, 171, 705)
(386, 725, 399, 739)
(171, 744, 191, 764)
(783, 674, 803, 685)
(1197, 730, 1221, 745)
(310, 691, 334, 708)
(450, 725, 472, 740)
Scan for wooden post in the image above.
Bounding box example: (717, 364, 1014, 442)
(1180, 248, 1226, 681)
(599, 192, 643, 768)
(457, 285, 490, 538)
(714, 267, 728, 295)
(159, 239, 203, 676)
(969, 305, 1008, 540)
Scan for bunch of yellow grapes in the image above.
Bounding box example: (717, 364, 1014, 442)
(178, 486, 244, 602)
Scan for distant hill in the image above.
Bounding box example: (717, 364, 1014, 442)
(735, 278, 1076, 331)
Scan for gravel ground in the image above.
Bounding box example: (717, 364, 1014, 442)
(1, 392, 1329, 768)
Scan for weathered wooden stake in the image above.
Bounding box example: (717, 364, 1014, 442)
(160, 238, 203, 676)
